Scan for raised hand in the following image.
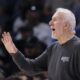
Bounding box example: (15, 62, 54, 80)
(1, 32, 17, 54)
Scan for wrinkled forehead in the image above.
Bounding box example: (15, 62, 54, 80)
(52, 12, 64, 20)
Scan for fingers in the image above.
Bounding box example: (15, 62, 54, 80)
(7, 32, 12, 41)
(1, 32, 17, 53)
(2, 32, 8, 42)
(2, 32, 7, 38)
(1, 32, 12, 43)
(1, 38, 5, 44)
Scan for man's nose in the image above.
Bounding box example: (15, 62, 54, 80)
(49, 20, 52, 26)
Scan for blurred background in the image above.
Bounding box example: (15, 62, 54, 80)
(0, 0, 80, 80)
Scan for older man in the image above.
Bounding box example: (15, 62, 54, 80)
(1, 8, 80, 80)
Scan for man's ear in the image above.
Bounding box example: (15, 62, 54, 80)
(64, 22, 70, 30)
(63, 22, 71, 32)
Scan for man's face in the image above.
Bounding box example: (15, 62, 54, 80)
(49, 12, 65, 39)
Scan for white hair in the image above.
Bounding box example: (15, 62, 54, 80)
(56, 8, 76, 33)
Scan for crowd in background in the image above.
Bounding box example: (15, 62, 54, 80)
(0, 0, 80, 80)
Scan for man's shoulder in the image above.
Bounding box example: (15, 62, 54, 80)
(47, 41, 59, 50)
(72, 36, 80, 50)
(74, 36, 80, 45)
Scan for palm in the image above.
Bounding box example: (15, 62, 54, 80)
(1, 32, 17, 54)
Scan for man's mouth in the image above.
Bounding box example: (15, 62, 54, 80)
(52, 29, 55, 31)
(50, 26, 55, 31)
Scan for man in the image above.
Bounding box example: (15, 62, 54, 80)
(1, 8, 80, 80)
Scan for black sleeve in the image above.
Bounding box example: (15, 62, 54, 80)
(73, 45, 80, 80)
(11, 48, 49, 76)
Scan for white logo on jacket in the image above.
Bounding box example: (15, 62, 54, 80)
(61, 56, 70, 62)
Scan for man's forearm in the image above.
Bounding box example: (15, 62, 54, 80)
(11, 50, 44, 76)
